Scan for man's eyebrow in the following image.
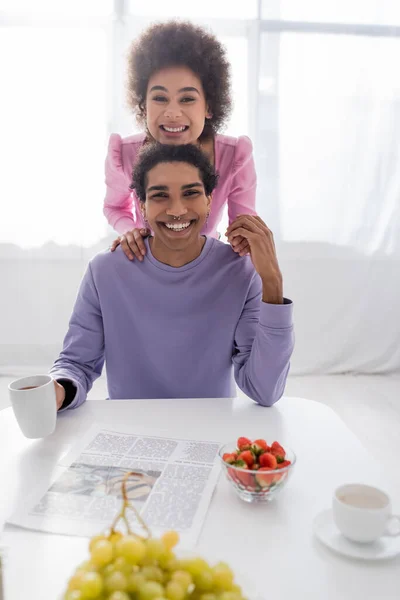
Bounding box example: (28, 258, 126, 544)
(147, 184, 168, 192)
(181, 183, 203, 190)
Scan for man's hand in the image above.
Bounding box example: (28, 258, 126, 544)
(226, 215, 283, 304)
(54, 380, 66, 410)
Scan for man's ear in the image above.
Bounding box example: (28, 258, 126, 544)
(140, 204, 147, 222)
(206, 194, 212, 213)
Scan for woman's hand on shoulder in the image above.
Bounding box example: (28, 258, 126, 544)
(110, 228, 150, 261)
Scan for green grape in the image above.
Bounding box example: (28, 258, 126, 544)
(212, 563, 234, 591)
(171, 570, 192, 590)
(89, 535, 106, 551)
(142, 565, 165, 582)
(79, 560, 98, 572)
(219, 593, 242, 600)
(199, 594, 217, 600)
(68, 572, 85, 591)
(109, 531, 123, 545)
(104, 570, 128, 594)
(116, 535, 146, 564)
(231, 585, 242, 595)
(108, 592, 131, 600)
(90, 539, 114, 567)
(182, 558, 210, 578)
(79, 571, 103, 598)
(162, 530, 179, 550)
(103, 564, 116, 577)
(138, 581, 165, 600)
(127, 572, 147, 593)
(158, 550, 177, 570)
(64, 591, 84, 600)
(145, 538, 166, 561)
(165, 580, 185, 600)
(193, 569, 213, 592)
(114, 556, 134, 577)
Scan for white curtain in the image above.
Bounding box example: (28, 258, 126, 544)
(1, 0, 400, 374)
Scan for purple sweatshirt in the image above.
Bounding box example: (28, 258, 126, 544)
(51, 237, 294, 408)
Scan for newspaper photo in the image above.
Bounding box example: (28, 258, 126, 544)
(7, 429, 222, 546)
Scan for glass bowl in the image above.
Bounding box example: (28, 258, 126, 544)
(219, 442, 296, 503)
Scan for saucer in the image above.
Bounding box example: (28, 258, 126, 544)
(313, 509, 400, 561)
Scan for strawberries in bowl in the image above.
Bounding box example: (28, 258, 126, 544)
(219, 437, 296, 503)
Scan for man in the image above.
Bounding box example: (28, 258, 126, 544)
(52, 144, 294, 411)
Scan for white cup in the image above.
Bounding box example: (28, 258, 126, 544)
(8, 374, 57, 439)
(333, 483, 400, 543)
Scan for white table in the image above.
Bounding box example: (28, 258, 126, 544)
(0, 396, 399, 600)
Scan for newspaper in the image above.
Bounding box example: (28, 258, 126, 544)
(7, 428, 222, 547)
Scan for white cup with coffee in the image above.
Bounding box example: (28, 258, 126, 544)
(333, 483, 400, 543)
(8, 374, 57, 439)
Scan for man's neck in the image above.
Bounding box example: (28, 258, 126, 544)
(149, 236, 206, 268)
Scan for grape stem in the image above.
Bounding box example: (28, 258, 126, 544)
(109, 471, 152, 539)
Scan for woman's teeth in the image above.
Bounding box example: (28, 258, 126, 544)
(162, 125, 187, 133)
(164, 222, 191, 231)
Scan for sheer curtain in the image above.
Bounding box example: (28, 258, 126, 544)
(1, 0, 399, 373)
(256, 1, 400, 372)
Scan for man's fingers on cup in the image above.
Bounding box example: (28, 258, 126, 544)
(54, 381, 65, 410)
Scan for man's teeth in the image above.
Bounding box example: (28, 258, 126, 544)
(165, 222, 191, 231)
(163, 126, 186, 133)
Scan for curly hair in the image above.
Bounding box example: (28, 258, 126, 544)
(131, 143, 219, 202)
(127, 21, 232, 139)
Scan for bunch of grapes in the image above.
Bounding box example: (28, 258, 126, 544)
(64, 472, 247, 600)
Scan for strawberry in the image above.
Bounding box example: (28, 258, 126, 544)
(252, 439, 269, 454)
(237, 437, 252, 451)
(227, 467, 240, 485)
(270, 441, 286, 460)
(274, 460, 291, 483)
(230, 460, 253, 488)
(222, 453, 237, 464)
(237, 472, 253, 488)
(259, 452, 277, 469)
(256, 467, 275, 488)
(237, 450, 255, 468)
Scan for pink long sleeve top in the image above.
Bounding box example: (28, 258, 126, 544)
(103, 132, 257, 236)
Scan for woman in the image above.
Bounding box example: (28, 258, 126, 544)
(105, 21, 257, 261)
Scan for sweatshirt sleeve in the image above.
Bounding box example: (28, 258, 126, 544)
(50, 263, 105, 411)
(232, 274, 294, 407)
(103, 134, 143, 234)
(227, 136, 258, 224)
